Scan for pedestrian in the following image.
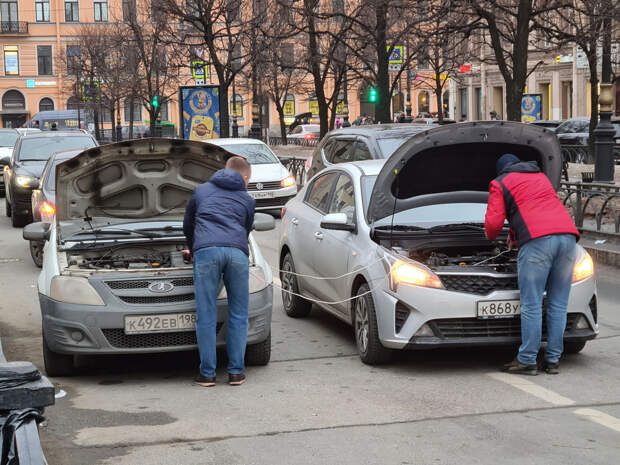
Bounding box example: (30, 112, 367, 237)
(335, 116, 342, 129)
(183, 156, 256, 387)
(32, 120, 40, 129)
(50, 122, 58, 131)
(485, 154, 580, 376)
(489, 110, 498, 120)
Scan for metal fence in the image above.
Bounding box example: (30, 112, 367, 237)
(559, 181, 620, 236)
(265, 136, 320, 147)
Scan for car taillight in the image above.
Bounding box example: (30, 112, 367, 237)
(304, 133, 315, 140)
(41, 201, 55, 216)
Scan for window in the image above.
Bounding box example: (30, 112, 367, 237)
(94, 0, 108, 22)
(326, 139, 354, 164)
(418, 91, 430, 114)
(4, 45, 19, 75)
(35, 0, 50, 21)
(122, 0, 135, 22)
(66, 45, 80, 74)
(329, 175, 355, 223)
(124, 100, 142, 122)
(278, 0, 293, 23)
(281, 43, 295, 69)
(352, 140, 372, 161)
(2, 90, 25, 110)
(305, 173, 338, 213)
(332, 0, 344, 14)
(65, 0, 78, 21)
(37, 45, 52, 76)
(39, 97, 54, 112)
(187, 0, 200, 17)
(160, 101, 168, 121)
(1, 0, 18, 26)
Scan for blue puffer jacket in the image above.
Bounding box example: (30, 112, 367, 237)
(183, 169, 256, 255)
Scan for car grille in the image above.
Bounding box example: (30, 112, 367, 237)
(105, 277, 194, 290)
(102, 323, 223, 349)
(119, 294, 195, 305)
(432, 313, 578, 339)
(248, 181, 282, 191)
(439, 274, 519, 295)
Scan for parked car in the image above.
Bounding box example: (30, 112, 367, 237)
(287, 124, 321, 141)
(411, 118, 456, 125)
(207, 138, 298, 212)
(554, 117, 620, 163)
(23, 138, 275, 376)
(530, 120, 563, 130)
(0, 129, 19, 197)
(29, 150, 82, 267)
(4, 132, 97, 227)
(279, 121, 597, 364)
(306, 124, 430, 179)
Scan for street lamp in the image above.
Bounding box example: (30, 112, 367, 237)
(594, 83, 615, 183)
(250, 103, 261, 139)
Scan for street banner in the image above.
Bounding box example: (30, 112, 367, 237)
(283, 99, 295, 116)
(179, 85, 221, 141)
(521, 94, 542, 123)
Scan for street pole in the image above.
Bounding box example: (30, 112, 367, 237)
(342, 70, 351, 127)
(232, 78, 239, 138)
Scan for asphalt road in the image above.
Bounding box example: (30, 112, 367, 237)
(1, 203, 620, 465)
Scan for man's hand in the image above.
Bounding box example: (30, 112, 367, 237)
(507, 231, 518, 250)
(181, 249, 193, 262)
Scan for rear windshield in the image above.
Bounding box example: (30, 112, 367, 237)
(219, 143, 279, 164)
(0, 132, 18, 147)
(18, 136, 95, 161)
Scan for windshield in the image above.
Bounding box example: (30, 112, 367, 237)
(361, 175, 488, 227)
(0, 132, 18, 147)
(376, 138, 410, 158)
(18, 136, 95, 161)
(220, 143, 279, 164)
(555, 119, 589, 134)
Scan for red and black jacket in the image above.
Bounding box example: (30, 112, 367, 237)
(485, 161, 579, 246)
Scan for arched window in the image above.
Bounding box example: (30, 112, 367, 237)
(66, 96, 81, 110)
(230, 94, 243, 119)
(2, 90, 25, 110)
(39, 97, 54, 112)
(417, 91, 430, 115)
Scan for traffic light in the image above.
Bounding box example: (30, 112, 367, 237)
(369, 87, 378, 103)
(151, 95, 159, 108)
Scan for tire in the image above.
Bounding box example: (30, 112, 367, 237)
(5, 196, 11, 217)
(43, 334, 75, 377)
(354, 284, 391, 365)
(280, 252, 312, 318)
(11, 211, 28, 228)
(245, 333, 271, 366)
(29, 240, 44, 268)
(564, 341, 586, 354)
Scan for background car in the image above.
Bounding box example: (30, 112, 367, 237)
(29, 149, 82, 267)
(306, 124, 430, 179)
(3, 131, 97, 227)
(411, 118, 456, 125)
(15, 128, 42, 135)
(530, 120, 563, 130)
(0, 128, 19, 197)
(287, 124, 321, 141)
(554, 117, 620, 163)
(279, 122, 597, 365)
(207, 138, 297, 213)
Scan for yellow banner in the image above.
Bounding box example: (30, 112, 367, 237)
(231, 102, 243, 118)
(309, 100, 319, 115)
(283, 100, 295, 116)
(336, 100, 345, 114)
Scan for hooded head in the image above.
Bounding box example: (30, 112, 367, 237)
(496, 153, 520, 175)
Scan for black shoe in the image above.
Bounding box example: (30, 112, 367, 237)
(228, 373, 246, 386)
(194, 374, 216, 387)
(543, 361, 560, 375)
(502, 359, 538, 376)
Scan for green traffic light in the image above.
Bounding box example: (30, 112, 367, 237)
(152, 95, 159, 108)
(369, 87, 378, 103)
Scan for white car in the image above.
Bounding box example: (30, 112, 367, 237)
(287, 124, 321, 141)
(207, 138, 297, 211)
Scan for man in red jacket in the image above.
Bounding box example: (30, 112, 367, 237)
(485, 153, 580, 375)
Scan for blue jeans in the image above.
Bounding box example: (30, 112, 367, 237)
(193, 247, 249, 377)
(517, 234, 577, 366)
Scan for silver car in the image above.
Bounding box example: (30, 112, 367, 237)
(279, 122, 598, 364)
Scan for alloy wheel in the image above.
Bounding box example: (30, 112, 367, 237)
(281, 260, 294, 309)
(355, 295, 369, 354)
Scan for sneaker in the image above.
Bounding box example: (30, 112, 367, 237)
(228, 373, 246, 386)
(194, 374, 216, 387)
(543, 361, 560, 375)
(501, 359, 538, 376)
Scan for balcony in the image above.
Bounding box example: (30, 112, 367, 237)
(0, 21, 28, 34)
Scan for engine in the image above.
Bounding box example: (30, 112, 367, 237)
(66, 244, 190, 270)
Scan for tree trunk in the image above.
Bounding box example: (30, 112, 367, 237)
(435, 77, 443, 123)
(505, 81, 524, 122)
(276, 104, 287, 144)
(375, 3, 390, 124)
(219, 82, 230, 138)
(129, 94, 135, 139)
(94, 107, 100, 142)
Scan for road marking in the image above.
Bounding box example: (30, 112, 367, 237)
(487, 372, 576, 406)
(574, 408, 620, 433)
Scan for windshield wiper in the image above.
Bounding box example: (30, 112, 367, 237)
(427, 223, 485, 233)
(65, 228, 164, 241)
(374, 225, 426, 231)
(137, 225, 184, 234)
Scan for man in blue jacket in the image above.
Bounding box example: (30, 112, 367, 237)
(183, 156, 256, 387)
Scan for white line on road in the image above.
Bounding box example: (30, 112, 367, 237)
(487, 372, 576, 406)
(574, 408, 620, 433)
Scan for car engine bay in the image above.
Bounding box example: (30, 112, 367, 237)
(66, 244, 190, 270)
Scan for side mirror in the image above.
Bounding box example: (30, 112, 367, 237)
(23, 222, 51, 241)
(253, 212, 276, 231)
(320, 212, 355, 232)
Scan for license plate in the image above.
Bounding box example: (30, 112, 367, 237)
(124, 312, 196, 334)
(250, 191, 275, 199)
(476, 300, 521, 319)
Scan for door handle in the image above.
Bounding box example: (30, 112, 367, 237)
(291, 218, 299, 226)
(314, 232, 323, 240)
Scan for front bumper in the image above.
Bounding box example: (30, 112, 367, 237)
(40, 285, 273, 355)
(9, 186, 33, 216)
(249, 185, 297, 211)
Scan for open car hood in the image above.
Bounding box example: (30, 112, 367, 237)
(55, 138, 234, 221)
(367, 121, 562, 224)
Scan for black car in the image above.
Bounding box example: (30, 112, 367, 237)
(4, 132, 97, 227)
(530, 120, 563, 130)
(554, 117, 620, 163)
(307, 124, 430, 179)
(0, 129, 19, 197)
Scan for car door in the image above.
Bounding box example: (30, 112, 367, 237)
(287, 172, 339, 297)
(311, 172, 360, 315)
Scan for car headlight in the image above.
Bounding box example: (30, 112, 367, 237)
(391, 260, 444, 290)
(280, 175, 296, 188)
(573, 251, 594, 283)
(218, 266, 270, 299)
(50, 276, 105, 306)
(16, 175, 37, 188)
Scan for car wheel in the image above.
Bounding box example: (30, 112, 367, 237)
(29, 240, 44, 268)
(564, 341, 586, 354)
(245, 333, 271, 366)
(280, 252, 312, 318)
(43, 334, 75, 377)
(11, 211, 28, 228)
(354, 284, 391, 365)
(5, 196, 11, 217)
